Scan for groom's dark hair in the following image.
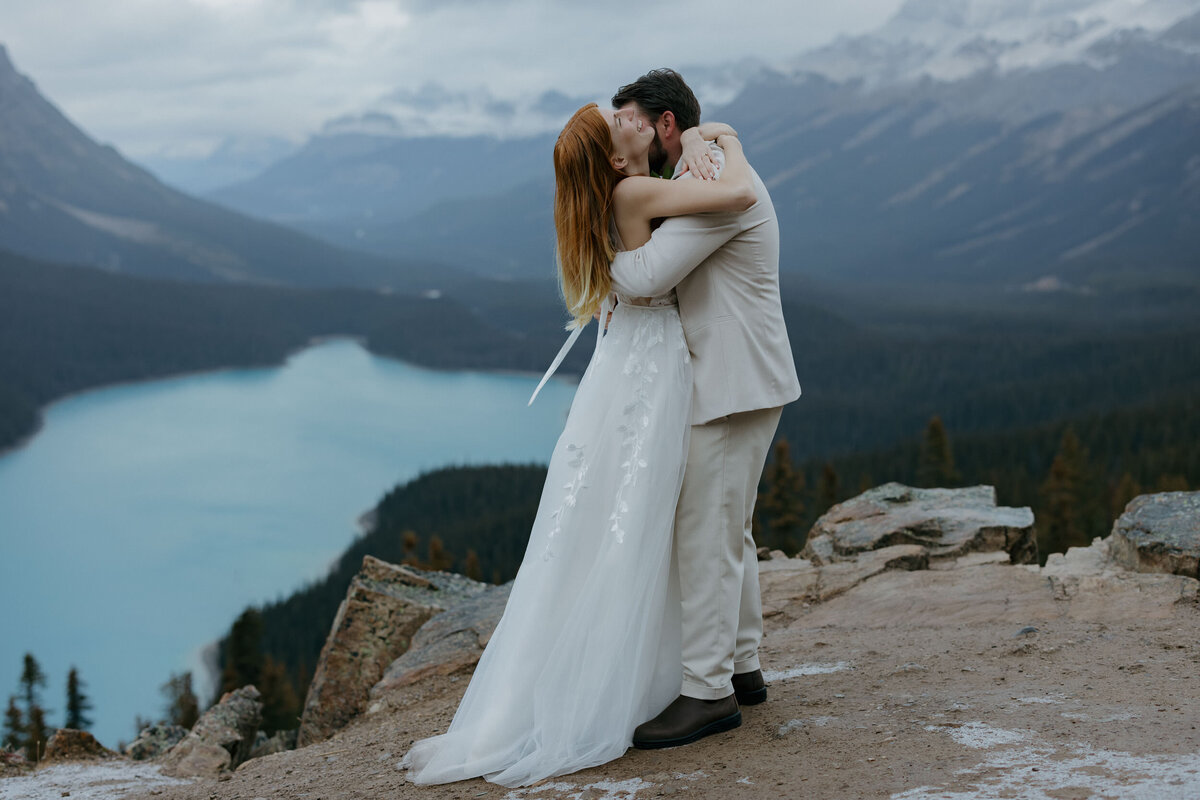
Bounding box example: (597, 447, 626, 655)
(611, 69, 701, 131)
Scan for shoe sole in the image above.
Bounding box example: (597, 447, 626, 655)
(735, 686, 768, 706)
(632, 710, 743, 750)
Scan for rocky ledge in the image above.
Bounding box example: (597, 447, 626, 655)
(801, 483, 1037, 566)
(6, 485, 1197, 800)
(1108, 490, 1200, 579)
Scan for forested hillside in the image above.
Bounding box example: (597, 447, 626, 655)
(0, 250, 565, 451)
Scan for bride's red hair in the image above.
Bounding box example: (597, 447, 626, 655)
(553, 103, 624, 327)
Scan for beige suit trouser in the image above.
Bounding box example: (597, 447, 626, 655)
(676, 405, 783, 700)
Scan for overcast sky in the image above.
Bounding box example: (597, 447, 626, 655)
(0, 0, 905, 160)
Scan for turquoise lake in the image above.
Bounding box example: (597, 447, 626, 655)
(0, 338, 577, 748)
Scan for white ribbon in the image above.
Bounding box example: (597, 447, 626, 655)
(528, 295, 612, 406)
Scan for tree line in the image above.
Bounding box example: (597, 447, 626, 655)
(2, 654, 91, 762)
(755, 397, 1199, 559)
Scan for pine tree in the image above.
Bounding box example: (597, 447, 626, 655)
(1109, 472, 1142, 521)
(217, 609, 265, 702)
(815, 462, 840, 516)
(258, 656, 300, 734)
(64, 667, 93, 730)
(757, 439, 806, 554)
(162, 672, 200, 730)
(426, 535, 455, 572)
(25, 705, 49, 762)
(917, 416, 960, 488)
(1155, 474, 1190, 492)
(2, 696, 22, 751)
(463, 549, 483, 582)
(17, 653, 50, 761)
(1039, 428, 1096, 556)
(401, 530, 420, 567)
(18, 654, 46, 714)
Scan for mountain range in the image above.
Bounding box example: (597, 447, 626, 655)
(0, 45, 445, 291)
(202, 0, 1200, 289)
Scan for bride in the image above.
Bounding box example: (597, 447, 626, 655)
(400, 102, 757, 788)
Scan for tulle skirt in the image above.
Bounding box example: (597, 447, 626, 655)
(401, 300, 691, 787)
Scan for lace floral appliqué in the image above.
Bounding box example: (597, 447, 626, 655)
(543, 443, 588, 560)
(609, 314, 666, 544)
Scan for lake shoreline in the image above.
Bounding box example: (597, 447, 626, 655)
(0, 336, 579, 459)
(0, 339, 580, 748)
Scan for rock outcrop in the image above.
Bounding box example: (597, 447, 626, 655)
(126, 723, 189, 761)
(1108, 491, 1200, 579)
(371, 582, 512, 698)
(802, 483, 1036, 565)
(0, 746, 29, 778)
(297, 556, 493, 746)
(161, 685, 262, 777)
(42, 729, 116, 762)
(248, 728, 297, 760)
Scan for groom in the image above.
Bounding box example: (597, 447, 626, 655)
(607, 69, 801, 748)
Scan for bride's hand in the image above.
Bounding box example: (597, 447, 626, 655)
(678, 123, 737, 181)
(678, 128, 717, 181)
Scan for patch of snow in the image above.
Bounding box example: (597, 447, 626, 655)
(895, 732, 1200, 799)
(1014, 695, 1065, 704)
(0, 761, 191, 800)
(503, 778, 652, 800)
(926, 721, 1029, 748)
(777, 719, 806, 736)
(672, 770, 709, 781)
(763, 662, 851, 681)
(1061, 710, 1138, 722)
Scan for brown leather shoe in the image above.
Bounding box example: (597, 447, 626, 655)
(632, 694, 741, 749)
(732, 669, 767, 706)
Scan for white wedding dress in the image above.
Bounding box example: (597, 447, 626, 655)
(400, 286, 692, 787)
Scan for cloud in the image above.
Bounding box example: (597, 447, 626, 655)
(0, 0, 906, 159)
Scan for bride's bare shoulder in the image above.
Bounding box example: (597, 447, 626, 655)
(613, 176, 666, 213)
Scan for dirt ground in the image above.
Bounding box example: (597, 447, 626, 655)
(100, 560, 1200, 800)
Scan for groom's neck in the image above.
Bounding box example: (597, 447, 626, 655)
(664, 140, 684, 172)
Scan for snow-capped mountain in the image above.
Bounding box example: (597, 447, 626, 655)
(202, 0, 1200, 289)
(791, 0, 1200, 85)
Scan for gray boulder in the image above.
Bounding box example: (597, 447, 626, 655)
(125, 723, 188, 761)
(802, 483, 1037, 565)
(372, 582, 512, 696)
(248, 728, 297, 761)
(1109, 491, 1200, 579)
(161, 685, 262, 777)
(297, 556, 492, 746)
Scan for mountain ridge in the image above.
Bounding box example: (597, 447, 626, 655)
(196, 4, 1200, 288)
(0, 46, 449, 291)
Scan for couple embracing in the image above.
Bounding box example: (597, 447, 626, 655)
(401, 68, 801, 788)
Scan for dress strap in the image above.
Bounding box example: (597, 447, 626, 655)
(527, 295, 612, 406)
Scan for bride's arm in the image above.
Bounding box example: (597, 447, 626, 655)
(614, 134, 755, 220)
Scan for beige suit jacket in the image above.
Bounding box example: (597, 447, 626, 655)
(609, 150, 801, 425)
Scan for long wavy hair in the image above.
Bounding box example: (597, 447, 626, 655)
(553, 103, 624, 327)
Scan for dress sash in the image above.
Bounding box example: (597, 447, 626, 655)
(527, 295, 611, 406)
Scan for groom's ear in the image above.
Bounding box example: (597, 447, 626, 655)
(658, 110, 678, 140)
(610, 153, 628, 172)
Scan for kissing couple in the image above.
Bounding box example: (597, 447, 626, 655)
(401, 68, 801, 787)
